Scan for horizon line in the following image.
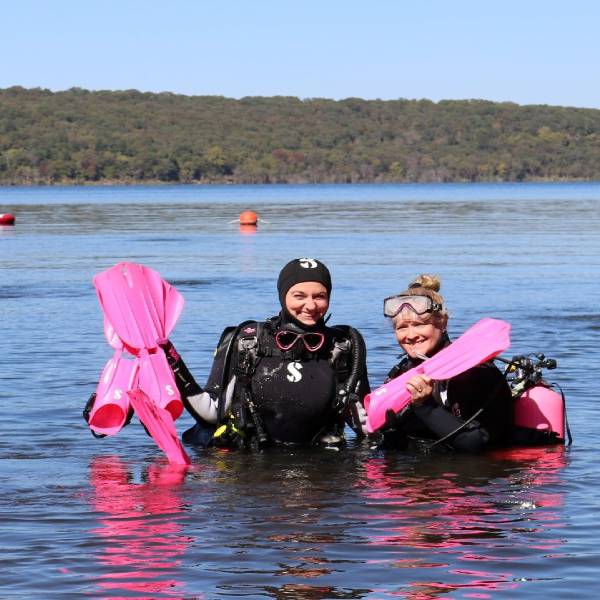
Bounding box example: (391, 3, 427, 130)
(2, 84, 598, 112)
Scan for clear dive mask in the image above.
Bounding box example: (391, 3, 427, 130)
(383, 294, 443, 319)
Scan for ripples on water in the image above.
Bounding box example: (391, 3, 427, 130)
(1, 183, 599, 598)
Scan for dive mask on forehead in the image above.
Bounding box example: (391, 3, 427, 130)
(383, 294, 443, 319)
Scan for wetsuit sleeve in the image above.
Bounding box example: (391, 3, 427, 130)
(181, 327, 239, 425)
(413, 363, 512, 452)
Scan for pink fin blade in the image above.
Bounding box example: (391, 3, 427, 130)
(122, 262, 175, 344)
(103, 316, 123, 350)
(163, 283, 185, 338)
(366, 318, 511, 433)
(421, 318, 511, 380)
(93, 262, 184, 354)
(128, 389, 191, 465)
(364, 374, 413, 433)
(128, 262, 184, 343)
(94, 262, 160, 352)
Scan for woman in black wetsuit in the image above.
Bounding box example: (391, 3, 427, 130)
(164, 258, 370, 450)
(378, 274, 512, 452)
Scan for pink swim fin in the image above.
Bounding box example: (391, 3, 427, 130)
(103, 316, 123, 350)
(94, 262, 184, 417)
(90, 262, 189, 464)
(365, 318, 511, 433)
(128, 390, 191, 465)
(88, 350, 138, 436)
(137, 350, 184, 421)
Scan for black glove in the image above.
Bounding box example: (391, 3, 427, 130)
(158, 338, 203, 397)
(348, 400, 369, 437)
(385, 405, 414, 431)
(377, 408, 411, 450)
(82, 393, 106, 439)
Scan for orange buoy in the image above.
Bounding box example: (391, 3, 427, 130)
(0, 213, 15, 226)
(239, 210, 258, 226)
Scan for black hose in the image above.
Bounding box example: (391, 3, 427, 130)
(344, 326, 364, 397)
(551, 382, 573, 446)
(425, 375, 508, 452)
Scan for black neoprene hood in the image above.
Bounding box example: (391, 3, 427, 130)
(277, 258, 332, 309)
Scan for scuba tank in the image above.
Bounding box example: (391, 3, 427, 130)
(516, 385, 565, 441)
(496, 353, 571, 445)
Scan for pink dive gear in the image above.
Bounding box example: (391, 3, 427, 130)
(88, 262, 189, 464)
(88, 349, 138, 436)
(93, 261, 184, 355)
(514, 384, 566, 441)
(128, 390, 191, 466)
(365, 318, 511, 433)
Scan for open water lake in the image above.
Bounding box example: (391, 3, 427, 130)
(1, 182, 599, 598)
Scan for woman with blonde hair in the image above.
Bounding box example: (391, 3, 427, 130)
(379, 274, 512, 452)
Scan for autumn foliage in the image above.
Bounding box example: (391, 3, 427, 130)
(2, 86, 600, 184)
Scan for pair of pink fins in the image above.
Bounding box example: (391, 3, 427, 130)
(87, 262, 191, 465)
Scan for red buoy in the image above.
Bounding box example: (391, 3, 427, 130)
(0, 213, 15, 226)
(239, 210, 258, 226)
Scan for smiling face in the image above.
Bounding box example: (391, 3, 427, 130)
(285, 282, 329, 326)
(393, 312, 447, 359)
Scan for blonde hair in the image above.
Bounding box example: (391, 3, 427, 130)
(393, 274, 448, 324)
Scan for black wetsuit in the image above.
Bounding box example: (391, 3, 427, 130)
(382, 350, 512, 453)
(182, 312, 370, 448)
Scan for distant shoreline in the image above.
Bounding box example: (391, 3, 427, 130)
(4, 87, 600, 185)
(1, 177, 598, 188)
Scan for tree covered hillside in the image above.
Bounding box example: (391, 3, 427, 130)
(1, 86, 600, 184)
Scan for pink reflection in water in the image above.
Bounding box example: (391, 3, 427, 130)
(88, 456, 196, 599)
(362, 447, 566, 598)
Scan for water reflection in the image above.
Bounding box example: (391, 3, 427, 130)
(0, 225, 16, 235)
(360, 447, 567, 598)
(263, 582, 367, 599)
(2, 182, 596, 597)
(202, 450, 372, 598)
(88, 456, 192, 598)
(239, 224, 258, 236)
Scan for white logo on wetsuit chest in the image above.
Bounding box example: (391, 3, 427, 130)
(286, 361, 303, 382)
(298, 258, 318, 269)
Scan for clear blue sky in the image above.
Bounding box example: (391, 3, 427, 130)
(2, 0, 599, 108)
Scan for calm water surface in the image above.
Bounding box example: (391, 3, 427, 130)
(1, 183, 599, 599)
